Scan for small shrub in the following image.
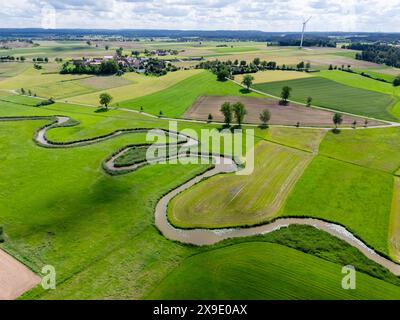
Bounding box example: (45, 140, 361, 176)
(36, 98, 55, 107)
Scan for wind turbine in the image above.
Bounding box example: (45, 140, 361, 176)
(300, 16, 312, 49)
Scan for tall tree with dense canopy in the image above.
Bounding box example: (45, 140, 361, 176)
(232, 102, 247, 127)
(220, 102, 233, 127)
(99, 93, 113, 109)
(216, 66, 230, 81)
(280, 86, 292, 105)
(242, 74, 254, 91)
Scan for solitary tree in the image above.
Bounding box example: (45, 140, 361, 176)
(232, 102, 247, 127)
(352, 120, 357, 129)
(220, 102, 233, 127)
(306, 96, 312, 107)
(280, 86, 292, 105)
(99, 93, 113, 110)
(242, 74, 254, 91)
(333, 113, 343, 129)
(159, 111, 164, 118)
(208, 114, 213, 123)
(259, 109, 271, 127)
(21, 88, 25, 95)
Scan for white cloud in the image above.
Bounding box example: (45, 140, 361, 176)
(0, 0, 399, 32)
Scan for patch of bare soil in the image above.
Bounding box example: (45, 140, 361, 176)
(184, 96, 382, 127)
(0, 249, 41, 300)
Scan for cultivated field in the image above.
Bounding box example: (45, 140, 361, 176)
(253, 77, 395, 120)
(184, 95, 382, 126)
(118, 71, 261, 117)
(235, 70, 313, 84)
(168, 141, 312, 228)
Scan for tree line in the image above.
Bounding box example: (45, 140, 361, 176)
(345, 43, 400, 68)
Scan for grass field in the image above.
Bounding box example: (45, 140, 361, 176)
(389, 178, 400, 262)
(319, 127, 400, 174)
(318, 70, 399, 95)
(149, 242, 400, 300)
(69, 69, 202, 105)
(0, 115, 213, 300)
(0, 62, 31, 78)
(118, 71, 261, 117)
(168, 141, 312, 228)
(236, 70, 313, 84)
(256, 127, 326, 153)
(281, 156, 394, 255)
(253, 77, 395, 121)
(211, 46, 262, 54)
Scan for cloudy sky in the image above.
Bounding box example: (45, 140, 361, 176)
(1, 0, 399, 32)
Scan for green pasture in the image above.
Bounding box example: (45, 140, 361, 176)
(149, 242, 400, 300)
(168, 141, 312, 228)
(281, 156, 393, 255)
(118, 71, 261, 117)
(253, 77, 395, 121)
(319, 127, 400, 174)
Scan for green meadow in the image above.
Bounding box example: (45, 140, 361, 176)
(149, 242, 400, 300)
(253, 76, 395, 120)
(118, 71, 261, 117)
(281, 156, 393, 255)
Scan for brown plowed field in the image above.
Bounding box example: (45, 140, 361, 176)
(184, 96, 383, 127)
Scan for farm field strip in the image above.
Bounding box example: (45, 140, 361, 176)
(68, 69, 203, 105)
(281, 156, 393, 255)
(149, 242, 400, 300)
(252, 77, 396, 121)
(235, 70, 314, 84)
(117, 71, 261, 117)
(168, 141, 313, 228)
(184, 95, 384, 127)
(389, 177, 400, 262)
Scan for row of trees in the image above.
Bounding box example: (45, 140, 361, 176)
(220, 102, 247, 127)
(60, 59, 121, 75)
(345, 43, 400, 68)
(219, 102, 272, 128)
(197, 59, 311, 81)
(0, 55, 26, 62)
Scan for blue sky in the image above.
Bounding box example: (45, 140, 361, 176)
(1, 0, 399, 32)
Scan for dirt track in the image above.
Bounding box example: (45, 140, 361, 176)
(0, 249, 41, 300)
(184, 96, 382, 127)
